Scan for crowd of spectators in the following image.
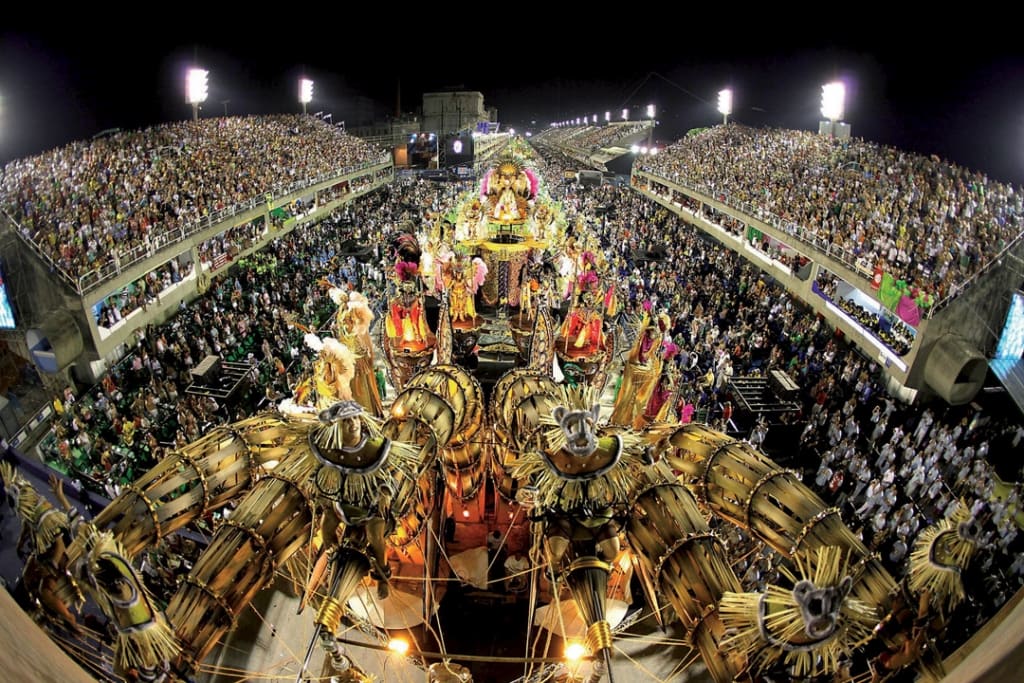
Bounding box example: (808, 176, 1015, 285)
(638, 124, 1024, 303)
(95, 255, 194, 329)
(1, 115, 387, 286)
(196, 217, 267, 269)
(534, 122, 652, 156)
(41, 181, 425, 499)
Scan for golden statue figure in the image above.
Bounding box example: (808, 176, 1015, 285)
(486, 160, 530, 224)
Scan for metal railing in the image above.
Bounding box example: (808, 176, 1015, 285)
(6, 156, 391, 296)
(2, 209, 80, 287)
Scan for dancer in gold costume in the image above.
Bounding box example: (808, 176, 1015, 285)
(609, 313, 666, 427)
(331, 287, 383, 416)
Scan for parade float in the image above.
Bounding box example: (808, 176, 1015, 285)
(2, 149, 971, 683)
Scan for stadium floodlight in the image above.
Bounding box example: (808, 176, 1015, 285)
(718, 88, 733, 124)
(186, 68, 209, 121)
(649, 146, 658, 155)
(622, 108, 629, 121)
(821, 81, 845, 122)
(605, 111, 611, 122)
(646, 103, 656, 119)
(592, 114, 597, 123)
(630, 144, 640, 154)
(299, 78, 314, 114)
(640, 146, 648, 155)
(576, 117, 581, 125)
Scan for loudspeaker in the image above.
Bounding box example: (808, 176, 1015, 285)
(769, 370, 800, 400)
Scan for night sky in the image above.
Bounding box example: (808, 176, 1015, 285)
(2, 18, 1023, 184)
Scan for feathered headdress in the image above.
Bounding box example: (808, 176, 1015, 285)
(480, 169, 493, 198)
(328, 286, 349, 306)
(524, 168, 539, 198)
(577, 270, 599, 291)
(395, 261, 420, 282)
(392, 233, 422, 264)
(471, 257, 488, 292)
(346, 295, 374, 337)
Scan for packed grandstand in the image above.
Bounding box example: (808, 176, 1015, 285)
(1, 115, 388, 292)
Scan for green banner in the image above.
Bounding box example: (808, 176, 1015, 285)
(878, 273, 901, 310)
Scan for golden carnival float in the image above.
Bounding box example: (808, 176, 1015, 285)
(1, 147, 982, 683)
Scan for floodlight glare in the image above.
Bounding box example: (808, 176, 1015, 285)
(718, 89, 733, 117)
(186, 68, 208, 105)
(299, 78, 314, 104)
(387, 638, 410, 656)
(592, 114, 597, 123)
(622, 108, 629, 120)
(640, 146, 648, 155)
(646, 104, 655, 118)
(605, 111, 611, 122)
(649, 147, 658, 155)
(630, 144, 640, 154)
(821, 81, 845, 122)
(565, 642, 587, 662)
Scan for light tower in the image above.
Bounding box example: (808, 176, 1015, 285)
(186, 68, 208, 122)
(299, 78, 314, 115)
(646, 103, 655, 145)
(819, 81, 850, 139)
(718, 88, 732, 125)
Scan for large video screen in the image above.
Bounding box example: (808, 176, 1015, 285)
(407, 133, 437, 169)
(995, 291, 1024, 360)
(0, 264, 17, 329)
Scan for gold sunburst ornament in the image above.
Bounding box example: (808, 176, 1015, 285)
(720, 545, 881, 678)
(66, 525, 181, 674)
(308, 401, 421, 511)
(908, 501, 979, 614)
(508, 385, 648, 513)
(0, 461, 69, 553)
